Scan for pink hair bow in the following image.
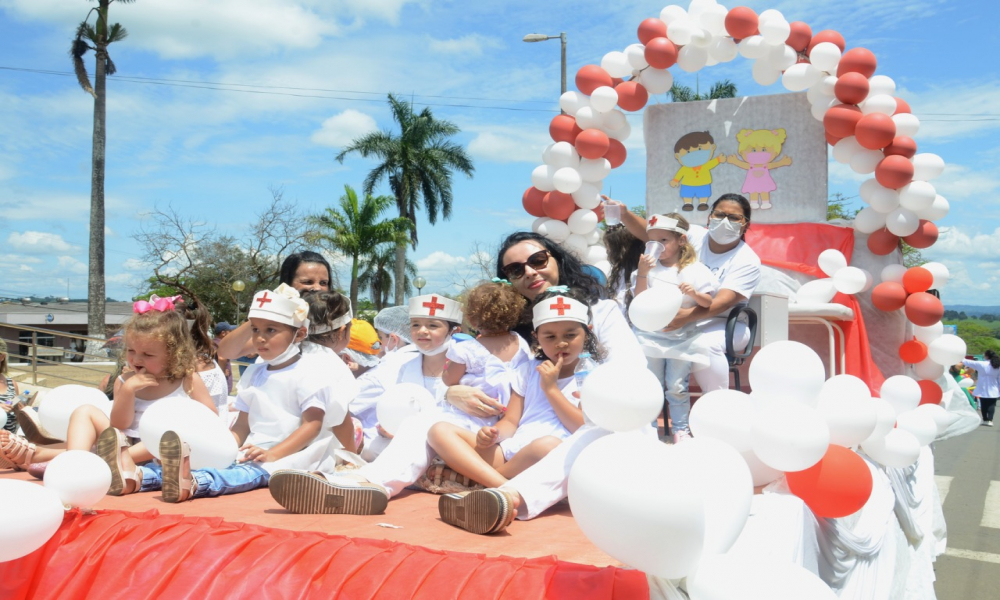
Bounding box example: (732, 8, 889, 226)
(133, 294, 181, 314)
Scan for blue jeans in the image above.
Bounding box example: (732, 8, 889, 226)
(646, 356, 693, 433)
(139, 461, 270, 497)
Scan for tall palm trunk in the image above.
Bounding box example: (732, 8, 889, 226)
(393, 241, 406, 305)
(85, 42, 108, 359)
(349, 255, 359, 309)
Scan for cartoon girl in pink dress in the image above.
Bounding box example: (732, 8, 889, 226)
(727, 128, 793, 210)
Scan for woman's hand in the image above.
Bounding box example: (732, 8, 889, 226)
(600, 195, 626, 211)
(476, 426, 499, 448)
(446, 385, 505, 418)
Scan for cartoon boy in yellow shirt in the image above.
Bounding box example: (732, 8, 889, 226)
(670, 131, 726, 211)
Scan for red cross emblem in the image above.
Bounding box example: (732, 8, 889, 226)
(550, 297, 572, 316)
(256, 292, 273, 308)
(649, 215, 658, 225)
(422, 296, 446, 316)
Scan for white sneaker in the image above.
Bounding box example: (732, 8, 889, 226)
(673, 429, 693, 444)
(987, 421, 994, 427)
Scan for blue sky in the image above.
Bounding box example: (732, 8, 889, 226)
(0, 0, 998, 305)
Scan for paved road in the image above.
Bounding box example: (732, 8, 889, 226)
(932, 420, 1000, 598)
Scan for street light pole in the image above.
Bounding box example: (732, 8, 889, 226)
(523, 32, 568, 107)
(413, 276, 426, 295)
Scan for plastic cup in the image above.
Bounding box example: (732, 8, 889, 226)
(644, 241, 664, 261)
(604, 203, 621, 226)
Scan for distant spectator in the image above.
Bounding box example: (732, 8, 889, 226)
(213, 322, 237, 392)
(963, 350, 1000, 426)
(340, 319, 381, 377)
(1, 338, 20, 434)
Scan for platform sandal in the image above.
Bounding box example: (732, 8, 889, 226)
(13, 404, 62, 446)
(160, 430, 195, 503)
(438, 488, 517, 535)
(0, 430, 35, 471)
(97, 427, 141, 495)
(269, 470, 389, 515)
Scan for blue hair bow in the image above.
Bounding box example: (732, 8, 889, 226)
(547, 285, 570, 294)
(491, 277, 511, 286)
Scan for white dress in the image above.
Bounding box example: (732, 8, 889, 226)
(197, 361, 230, 417)
(442, 335, 532, 426)
(499, 359, 578, 461)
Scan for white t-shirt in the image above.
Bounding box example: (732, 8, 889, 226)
(629, 261, 719, 308)
(687, 225, 762, 311)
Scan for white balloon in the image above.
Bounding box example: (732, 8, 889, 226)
(752, 59, 781, 86)
(584, 243, 608, 264)
(580, 363, 664, 432)
(607, 119, 632, 141)
(860, 268, 874, 292)
(672, 438, 753, 558)
(600, 51, 632, 78)
(741, 448, 784, 487)
(880, 264, 908, 284)
(37, 385, 112, 442)
(567, 208, 598, 235)
(749, 341, 827, 405)
(816, 375, 877, 447)
(866, 184, 900, 214)
(601, 109, 627, 131)
(592, 259, 611, 276)
(639, 67, 674, 95)
(552, 167, 583, 194)
(531, 216, 551, 233)
(862, 397, 898, 446)
(707, 36, 738, 62)
(530, 164, 557, 192)
(795, 278, 837, 304)
(809, 42, 842, 72)
(892, 113, 920, 138)
(667, 18, 697, 46)
(138, 398, 239, 470)
(757, 8, 785, 24)
(759, 18, 790, 45)
(536, 218, 570, 243)
(928, 334, 966, 366)
(861, 428, 920, 468)
(559, 91, 589, 115)
(959, 377, 975, 388)
(764, 43, 797, 71)
(850, 149, 885, 175)
(546, 141, 580, 169)
(624, 43, 648, 70)
(584, 227, 601, 245)
(569, 434, 705, 579)
(589, 86, 619, 113)
(689, 389, 756, 452)
(834, 266, 868, 295)
(913, 357, 945, 380)
(574, 106, 601, 130)
(782, 63, 823, 92)
(807, 80, 834, 106)
(898, 181, 936, 212)
(738, 35, 768, 59)
(885, 207, 920, 237)
(921, 261, 950, 288)
(861, 94, 897, 116)
(698, 3, 729, 36)
(43, 450, 112, 508)
(0, 480, 65, 561)
(572, 182, 602, 209)
(689, 554, 839, 600)
(867, 75, 897, 97)
(896, 410, 937, 446)
(677, 45, 709, 72)
(919, 194, 949, 221)
(818, 249, 848, 277)
(810, 99, 833, 121)
(817, 74, 838, 96)
(912, 153, 946, 181)
(853, 207, 887, 234)
(563, 233, 588, 257)
(751, 399, 830, 472)
(689, 27, 713, 49)
(912, 321, 944, 344)
(914, 403, 952, 435)
(880, 375, 921, 415)
(578, 157, 612, 182)
(629, 285, 684, 332)
(376, 383, 436, 435)
(659, 4, 688, 25)
(833, 137, 863, 164)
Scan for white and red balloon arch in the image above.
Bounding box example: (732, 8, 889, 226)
(521, 1, 962, 392)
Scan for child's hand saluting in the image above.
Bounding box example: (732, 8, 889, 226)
(537, 355, 563, 391)
(476, 426, 499, 448)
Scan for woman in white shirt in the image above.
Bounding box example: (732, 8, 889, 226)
(963, 350, 1000, 426)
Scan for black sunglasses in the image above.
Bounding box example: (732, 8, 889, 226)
(502, 250, 550, 280)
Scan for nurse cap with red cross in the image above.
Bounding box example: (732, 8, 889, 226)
(248, 283, 311, 328)
(532, 291, 589, 329)
(408, 294, 463, 324)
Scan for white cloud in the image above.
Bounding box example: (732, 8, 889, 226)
(122, 258, 150, 272)
(429, 34, 504, 56)
(416, 250, 469, 271)
(311, 110, 378, 148)
(894, 81, 1000, 142)
(925, 225, 1000, 261)
(467, 125, 552, 164)
(57, 256, 88, 275)
(931, 162, 1000, 201)
(6, 231, 76, 253)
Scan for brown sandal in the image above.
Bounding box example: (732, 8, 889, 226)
(0, 430, 36, 471)
(14, 404, 63, 446)
(97, 427, 140, 496)
(438, 488, 517, 535)
(415, 461, 484, 495)
(160, 430, 195, 503)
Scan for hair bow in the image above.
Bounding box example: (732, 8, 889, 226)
(491, 277, 511, 286)
(133, 294, 177, 314)
(547, 285, 570, 294)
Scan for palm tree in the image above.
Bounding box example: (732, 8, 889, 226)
(669, 78, 738, 102)
(359, 244, 417, 310)
(335, 94, 475, 305)
(309, 185, 411, 308)
(71, 0, 134, 357)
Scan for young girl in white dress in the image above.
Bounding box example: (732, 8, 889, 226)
(631, 213, 719, 442)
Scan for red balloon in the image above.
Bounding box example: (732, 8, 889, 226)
(542, 191, 575, 220)
(875, 155, 914, 189)
(823, 104, 863, 139)
(522, 187, 546, 218)
(855, 113, 897, 150)
(902, 267, 933, 294)
(905, 292, 945, 327)
(610, 77, 625, 87)
(825, 132, 843, 147)
(616, 81, 649, 112)
(883, 136, 917, 158)
(918, 380, 943, 406)
(837, 47, 878, 78)
(575, 65, 613, 96)
(786, 445, 873, 518)
(786, 21, 813, 52)
(834, 72, 870, 105)
(725, 6, 759, 39)
(604, 138, 627, 168)
(644, 37, 679, 69)
(871, 281, 907, 311)
(808, 29, 846, 53)
(637, 18, 668, 45)
(899, 338, 928, 364)
(903, 220, 939, 249)
(575, 128, 611, 160)
(549, 114, 582, 144)
(893, 97, 912, 115)
(867, 228, 900, 256)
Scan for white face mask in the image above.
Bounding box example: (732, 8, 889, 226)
(262, 340, 301, 366)
(708, 217, 743, 245)
(418, 337, 452, 356)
